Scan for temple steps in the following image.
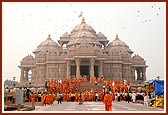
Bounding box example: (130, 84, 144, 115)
(77, 82, 104, 92)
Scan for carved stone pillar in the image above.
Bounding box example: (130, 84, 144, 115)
(25, 69, 29, 81)
(131, 67, 135, 82)
(20, 68, 25, 85)
(66, 60, 71, 78)
(143, 67, 146, 81)
(31, 68, 36, 85)
(60, 42, 63, 50)
(90, 58, 95, 77)
(136, 68, 140, 80)
(99, 60, 103, 77)
(75, 58, 80, 78)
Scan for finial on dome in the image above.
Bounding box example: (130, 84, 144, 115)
(116, 34, 118, 38)
(115, 34, 119, 40)
(48, 34, 51, 39)
(82, 17, 85, 23)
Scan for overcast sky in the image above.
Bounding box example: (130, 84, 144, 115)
(2, 2, 166, 82)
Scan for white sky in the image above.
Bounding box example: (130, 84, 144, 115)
(2, 2, 166, 82)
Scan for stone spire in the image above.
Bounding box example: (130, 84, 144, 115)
(115, 34, 119, 40)
(116, 34, 118, 38)
(48, 34, 51, 39)
(82, 17, 85, 23)
(81, 17, 86, 28)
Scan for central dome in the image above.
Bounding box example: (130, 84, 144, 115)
(67, 17, 101, 47)
(71, 17, 96, 34)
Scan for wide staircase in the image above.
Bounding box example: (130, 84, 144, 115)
(77, 82, 104, 92)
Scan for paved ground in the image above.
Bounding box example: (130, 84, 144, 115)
(32, 100, 164, 112)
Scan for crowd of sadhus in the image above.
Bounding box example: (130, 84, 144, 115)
(39, 89, 116, 111)
(46, 76, 130, 93)
(28, 76, 130, 111)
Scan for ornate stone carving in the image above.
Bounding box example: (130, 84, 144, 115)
(19, 19, 147, 87)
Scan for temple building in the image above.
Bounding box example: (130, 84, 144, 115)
(18, 18, 148, 87)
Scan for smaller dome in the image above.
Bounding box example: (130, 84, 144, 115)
(97, 32, 106, 38)
(22, 54, 34, 60)
(132, 54, 144, 60)
(21, 54, 35, 65)
(106, 34, 128, 49)
(34, 34, 60, 53)
(111, 34, 127, 46)
(105, 34, 134, 55)
(39, 34, 59, 46)
(61, 32, 70, 38)
(132, 54, 145, 65)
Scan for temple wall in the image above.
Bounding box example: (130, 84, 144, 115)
(111, 63, 122, 80)
(35, 65, 46, 87)
(103, 63, 122, 80)
(31, 67, 36, 85)
(103, 63, 112, 79)
(46, 63, 66, 80)
(122, 64, 132, 81)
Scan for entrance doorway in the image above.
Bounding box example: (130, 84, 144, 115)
(71, 65, 99, 78)
(71, 66, 76, 77)
(80, 66, 89, 76)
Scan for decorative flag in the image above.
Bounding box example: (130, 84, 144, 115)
(78, 12, 83, 18)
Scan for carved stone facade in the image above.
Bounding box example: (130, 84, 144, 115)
(18, 18, 148, 87)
